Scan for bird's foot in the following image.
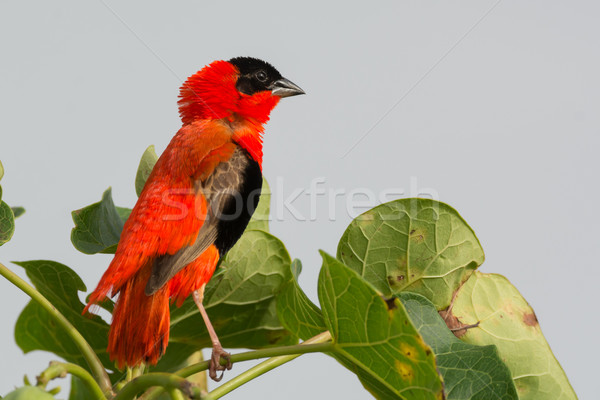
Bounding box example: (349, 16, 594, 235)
(209, 344, 232, 382)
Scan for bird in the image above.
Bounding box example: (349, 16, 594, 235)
(84, 57, 304, 381)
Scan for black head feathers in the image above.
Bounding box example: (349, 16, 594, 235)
(229, 57, 284, 95)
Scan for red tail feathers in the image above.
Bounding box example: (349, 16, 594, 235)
(84, 245, 220, 369)
(108, 265, 170, 368)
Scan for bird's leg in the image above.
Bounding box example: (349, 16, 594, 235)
(192, 286, 232, 382)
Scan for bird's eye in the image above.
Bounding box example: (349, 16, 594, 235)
(255, 70, 268, 82)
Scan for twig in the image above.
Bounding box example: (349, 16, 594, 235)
(37, 361, 105, 400)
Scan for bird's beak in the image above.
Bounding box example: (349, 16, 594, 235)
(270, 78, 305, 98)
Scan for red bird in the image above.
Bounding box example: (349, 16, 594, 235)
(84, 57, 304, 380)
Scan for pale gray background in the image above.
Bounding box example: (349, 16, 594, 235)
(0, 1, 597, 398)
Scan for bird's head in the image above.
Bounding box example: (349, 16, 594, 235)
(178, 57, 304, 125)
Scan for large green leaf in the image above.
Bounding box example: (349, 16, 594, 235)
(135, 145, 158, 197)
(0, 201, 15, 246)
(276, 259, 326, 340)
(70, 188, 128, 254)
(337, 198, 484, 309)
(246, 177, 271, 232)
(400, 292, 518, 399)
(13, 261, 114, 374)
(448, 272, 577, 400)
(318, 252, 444, 400)
(167, 230, 296, 353)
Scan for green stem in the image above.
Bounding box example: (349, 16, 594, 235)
(178, 341, 334, 378)
(0, 262, 112, 396)
(114, 373, 202, 400)
(48, 387, 62, 396)
(37, 361, 105, 400)
(167, 388, 186, 400)
(140, 332, 333, 400)
(206, 332, 333, 400)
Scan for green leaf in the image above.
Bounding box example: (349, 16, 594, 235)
(135, 145, 158, 197)
(0, 159, 4, 181)
(291, 258, 302, 279)
(70, 188, 125, 254)
(0, 201, 15, 246)
(152, 342, 203, 373)
(246, 177, 271, 232)
(116, 206, 132, 223)
(11, 206, 25, 219)
(167, 230, 296, 354)
(400, 292, 518, 399)
(13, 260, 113, 374)
(337, 198, 484, 309)
(318, 252, 444, 400)
(69, 376, 94, 400)
(276, 259, 326, 340)
(449, 272, 577, 400)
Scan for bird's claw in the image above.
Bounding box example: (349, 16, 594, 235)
(209, 345, 232, 382)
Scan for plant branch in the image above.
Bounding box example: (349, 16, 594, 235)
(167, 388, 186, 400)
(0, 262, 112, 396)
(37, 361, 105, 400)
(114, 373, 202, 400)
(206, 331, 333, 399)
(140, 331, 334, 400)
(179, 339, 334, 378)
